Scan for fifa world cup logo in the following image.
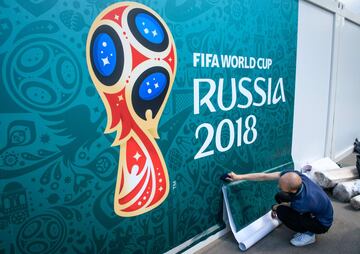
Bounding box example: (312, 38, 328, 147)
(86, 2, 176, 217)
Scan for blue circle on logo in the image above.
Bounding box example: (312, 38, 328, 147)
(92, 33, 116, 77)
(139, 72, 167, 100)
(135, 13, 164, 44)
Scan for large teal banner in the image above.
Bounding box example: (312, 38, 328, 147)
(0, 0, 298, 253)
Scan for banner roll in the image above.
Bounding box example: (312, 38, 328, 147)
(223, 186, 281, 251)
(237, 211, 281, 251)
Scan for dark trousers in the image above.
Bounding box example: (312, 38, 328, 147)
(274, 193, 330, 234)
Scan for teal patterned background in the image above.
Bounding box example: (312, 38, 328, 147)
(0, 0, 298, 253)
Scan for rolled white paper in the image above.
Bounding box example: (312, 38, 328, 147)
(223, 186, 281, 251)
(236, 211, 281, 251)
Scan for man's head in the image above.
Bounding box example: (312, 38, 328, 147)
(278, 172, 302, 193)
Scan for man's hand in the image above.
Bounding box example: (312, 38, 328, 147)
(225, 172, 241, 182)
(271, 210, 277, 219)
(271, 203, 290, 219)
(271, 204, 279, 219)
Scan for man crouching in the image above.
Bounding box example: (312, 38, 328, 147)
(226, 170, 333, 246)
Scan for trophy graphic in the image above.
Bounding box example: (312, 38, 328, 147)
(86, 2, 176, 217)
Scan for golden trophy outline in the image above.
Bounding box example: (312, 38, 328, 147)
(86, 2, 177, 217)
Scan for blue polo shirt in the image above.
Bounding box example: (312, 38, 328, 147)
(280, 171, 334, 227)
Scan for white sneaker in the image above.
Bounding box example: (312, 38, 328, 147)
(290, 232, 316, 246)
(292, 232, 301, 238)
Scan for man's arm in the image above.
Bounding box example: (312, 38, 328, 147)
(226, 171, 281, 181)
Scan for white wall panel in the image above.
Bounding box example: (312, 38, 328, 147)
(292, 0, 334, 167)
(333, 19, 360, 159)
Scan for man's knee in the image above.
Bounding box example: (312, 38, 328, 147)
(275, 205, 291, 221)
